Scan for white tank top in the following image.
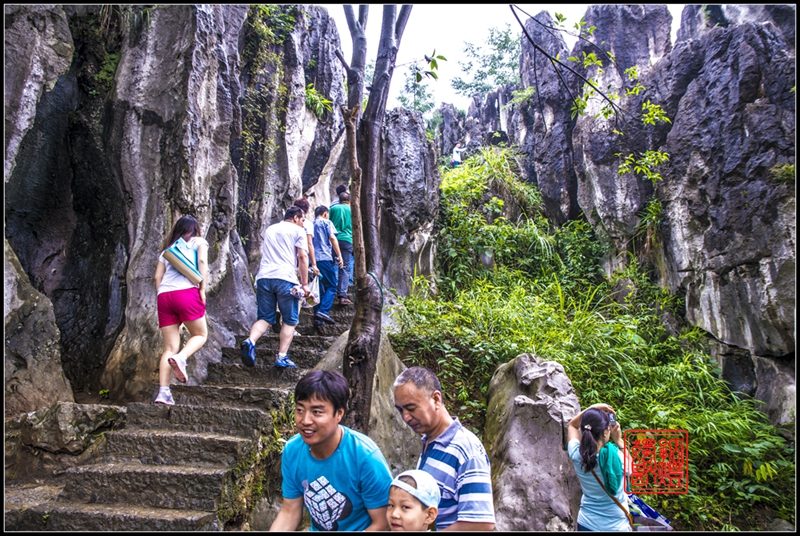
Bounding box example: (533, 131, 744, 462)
(157, 236, 208, 295)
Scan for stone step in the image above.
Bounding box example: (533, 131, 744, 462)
(220, 346, 326, 371)
(297, 321, 351, 337)
(101, 429, 252, 468)
(170, 384, 294, 411)
(125, 402, 270, 439)
(5, 499, 217, 531)
(61, 462, 229, 511)
(235, 333, 341, 350)
(208, 357, 311, 386)
(297, 305, 356, 329)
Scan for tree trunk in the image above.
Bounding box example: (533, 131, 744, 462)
(339, 5, 411, 432)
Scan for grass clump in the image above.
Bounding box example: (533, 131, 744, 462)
(390, 147, 795, 531)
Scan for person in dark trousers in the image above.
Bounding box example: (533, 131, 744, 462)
(311, 205, 344, 327)
(328, 192, 353, 305)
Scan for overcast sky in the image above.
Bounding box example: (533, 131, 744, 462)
(314, 4, 686, 111)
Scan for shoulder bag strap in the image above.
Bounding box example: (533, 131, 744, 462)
(591, 469, 634, 530)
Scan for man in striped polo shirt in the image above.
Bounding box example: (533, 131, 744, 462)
(393, 366, 495, 531)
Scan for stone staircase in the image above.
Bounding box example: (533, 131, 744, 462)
(5, 303, 354, 531)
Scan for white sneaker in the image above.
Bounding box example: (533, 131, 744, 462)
(154, 389, 175, 405)
(168, 354, 188, 383)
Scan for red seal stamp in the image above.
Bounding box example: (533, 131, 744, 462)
(624, 429, 689, 494)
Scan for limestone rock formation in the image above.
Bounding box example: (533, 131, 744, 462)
(571, 5, 674, 265)
(485, 353, 582, 531)
(3, 3, 441, 414)
(4, 238, 74, 418)
(379, 108, 440, 299)
(17, 401, 125, 455)
(517, 11, 583, 225)
(93, 4, 254, 402)
(4, 4, 74, 182)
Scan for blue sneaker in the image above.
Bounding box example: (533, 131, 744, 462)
(240, 339, 256, 367)
(274, 354, 296, 368)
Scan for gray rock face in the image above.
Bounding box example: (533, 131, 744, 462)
(753, 355, 796, 430)
(517, 11, 582, 225)
(4, 238, 74, 418)
(4, 4, 74, 182)
(485, 353, 582, 531)
(677, 5, 796, 47)
(658, 21, 795, 360)
(379, 108, 440, 298)
(572, 5, 674, 264)
(95, 5, 253, 402)
(438, 103, 464, 161)
(238, 5, 347, 268)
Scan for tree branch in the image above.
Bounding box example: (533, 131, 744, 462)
(395, 4, 412, 43)
(335, 48, 350, 72)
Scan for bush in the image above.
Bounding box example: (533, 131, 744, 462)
(391, 147, 795, 530)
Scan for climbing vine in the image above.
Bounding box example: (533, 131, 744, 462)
(236, 5, 296, 251)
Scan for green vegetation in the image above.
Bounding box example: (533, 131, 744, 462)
(237, 5, 296, 240)
(451, 24, 520, 97)
(634, 197, 663, 260)
(398, 51, 447, 118)
(390, 147, 794, 531)
(769, 163, 795, 185)
(305, 83, 333, 119)
(216, 395, 295, 528)
(98, 389, 110, 399)
(502, 86, 536, 111)
(398, 64, 437, 116)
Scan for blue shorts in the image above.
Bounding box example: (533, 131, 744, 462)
(256, 278, 300, 326)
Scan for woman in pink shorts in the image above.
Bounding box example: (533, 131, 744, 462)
(153, 215, 209, 405)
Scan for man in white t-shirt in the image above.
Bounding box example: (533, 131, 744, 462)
(241, 206, 311, 368)
(451, 142, 466, 166)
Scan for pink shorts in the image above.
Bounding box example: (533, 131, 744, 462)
(157, 287, 206, 327)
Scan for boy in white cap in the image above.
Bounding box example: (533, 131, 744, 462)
(387, 469, 441, 531)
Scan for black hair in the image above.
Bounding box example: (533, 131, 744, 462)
(336, 184, 348, 195)
(314, 205, 329, 218)
(295, 370, 350, 414)
(293, 198, 310, 213)
(162, 215, 201, 251)
(339, 192, 350, 203)
(393, 366, 442, 396)
(284, 206, 305, 221)
(579, 408, 610, 473)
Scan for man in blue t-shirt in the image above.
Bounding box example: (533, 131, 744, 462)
(270, 370, 392, 531)
(311, 206, 344, 328)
